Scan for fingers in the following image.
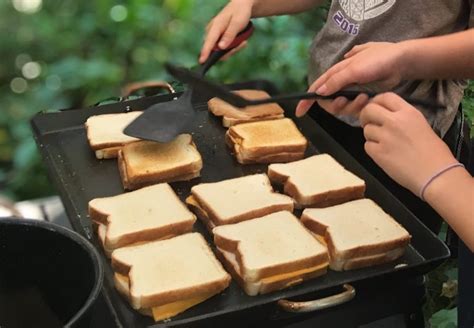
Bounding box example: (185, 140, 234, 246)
(371, 92, 410, 112)
(295, 99, 316, 117)
(295, 79, 327, 117)
(220, 41, 247, 61)
(363, 124, 382, 142)
(200, 17, 230, 63)
(342, 93, 369, 117)
(312, 59, 352, 95)
(316, 62, 364, 96)
(317, 97, 349, 116)
(315, 93, 368, 118)
(344, 42, 372, 58)
(364, 140, 381, 159)
(218, 16, 247, 49)
(359, 103, 391, 127)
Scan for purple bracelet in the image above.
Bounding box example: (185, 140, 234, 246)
(419, 162, 465, 201)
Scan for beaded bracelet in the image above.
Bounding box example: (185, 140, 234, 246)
(419, 163, 465, 201)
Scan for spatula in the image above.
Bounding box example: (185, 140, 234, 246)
(123, 22, 254, 143)
(165, 63, 444, 112)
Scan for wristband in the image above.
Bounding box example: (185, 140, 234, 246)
(419, 163, 465, 201)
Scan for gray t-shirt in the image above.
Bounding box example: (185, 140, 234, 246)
(309, 0, 474, 137)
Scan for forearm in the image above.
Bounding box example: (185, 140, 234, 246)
(400, 29, 474, 80)
(424, 168, 474, 251)
(250, 0, 325, 17)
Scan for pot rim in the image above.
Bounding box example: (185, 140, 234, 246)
(0, 217, 104, 326)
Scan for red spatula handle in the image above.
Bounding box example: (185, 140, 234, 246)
(212, 21, 254, 51)
(199, 21, 254, 76)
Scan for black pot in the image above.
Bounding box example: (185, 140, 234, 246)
(0, 218, 104, 328)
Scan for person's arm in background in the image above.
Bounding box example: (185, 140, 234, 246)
(296, 29, 474, 117)
(200, 0, 325, 63)
(359, 93, 474, 251)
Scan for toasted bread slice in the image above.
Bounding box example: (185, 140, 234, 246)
(111, 233, 231, 311)
(118, 134, 202, 190)
(213, 211, 328, 296)
(89, 184, 195, 253)
(85, 112, 142, 159)
(268, 154, 365, 208)
(187, 174, 294, 228)
(225, 118, 307, 164)
(208, 89, 285, 127)
(301, 199, 411, 271)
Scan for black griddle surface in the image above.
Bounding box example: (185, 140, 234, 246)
(31, 80, 449, 327)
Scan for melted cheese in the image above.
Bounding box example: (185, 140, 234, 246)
(186, 196, 202, 212)
(260, 262, 328, 284)
(312, 233, 327, 247)
(151, 292, 215, 321)
(115, 273, 216, 322)
(185, 196, 216, 230)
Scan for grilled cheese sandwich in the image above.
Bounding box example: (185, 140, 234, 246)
(111, 233, 231, 321)
(213, 211, 328, 296)
(301, 199, 411, 271)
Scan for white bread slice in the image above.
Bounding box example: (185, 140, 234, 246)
(114, 273, 153, 317)
(85, 112, 142, 159)
(114, 273, 219, 321)
(225, 118, 307, 164)
(268, 154, 366, 208)
(97, 223, 178, 258)
(89, 184, 195, 253)
(213, 211, 328, 295)
(118, 134, 202, 190)
(208, 89, 285, 127)
(111, 233, 231, 310)
(188, 174, 294, 227)
(216, 247, 327, 296)
(301, 199, 411, 271)
(97, 224, 178, 259)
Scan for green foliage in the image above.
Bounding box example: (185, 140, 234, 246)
(0, 0, 327, 200)
(424, 258, 458, 322)
(430, 308, 458, 328)
(1, 0, 469, 200)
(462, 80, 474, 136)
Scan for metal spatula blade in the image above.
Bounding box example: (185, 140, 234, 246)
(123, 22, 254, 143)
(166, 63, 444, 111)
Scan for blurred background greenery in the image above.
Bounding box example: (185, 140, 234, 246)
(0, 0, 472, 201)
(0, 1, 471, 325)
(0, 0, 329, 200)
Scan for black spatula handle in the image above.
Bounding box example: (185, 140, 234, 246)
(245, 90, 443, 110)
(198, 21, 254, 76)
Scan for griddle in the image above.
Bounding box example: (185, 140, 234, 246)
(31, 80, 449, 327)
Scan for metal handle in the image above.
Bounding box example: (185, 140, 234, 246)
(277, 284, 356, 313)
(121, 80, 176, 98)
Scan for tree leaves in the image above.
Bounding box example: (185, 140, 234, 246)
(429, 308, 458, 328)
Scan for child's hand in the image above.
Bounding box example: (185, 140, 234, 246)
(199, 0, 253, 63)
(296, 42, 407, 117)
(359, 93, 456, 196)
